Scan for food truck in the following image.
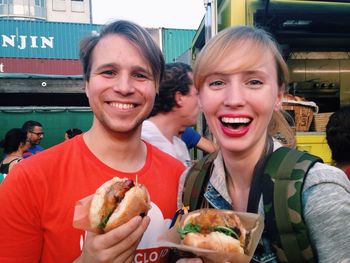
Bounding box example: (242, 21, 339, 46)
(192, 0, 350, 163)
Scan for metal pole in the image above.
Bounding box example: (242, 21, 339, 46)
(89, 0, 93, 23)
(204, 0, 217, 42)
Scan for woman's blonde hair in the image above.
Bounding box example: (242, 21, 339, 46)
(193, 25, 289, 92)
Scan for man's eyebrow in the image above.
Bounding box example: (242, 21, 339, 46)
(93, 63, 118, 71)
(132, 65, 150, 71)
(131, 65, 153, 76)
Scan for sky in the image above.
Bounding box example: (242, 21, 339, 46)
(91, 0, 206, 29)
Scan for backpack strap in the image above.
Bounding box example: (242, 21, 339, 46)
(263, 147, 322, 263)
(182, 152, 217, 211)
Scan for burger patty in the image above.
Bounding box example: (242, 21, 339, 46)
(101, 179, 135, 221)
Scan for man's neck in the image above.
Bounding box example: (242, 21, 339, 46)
(83, 127, 147, 173)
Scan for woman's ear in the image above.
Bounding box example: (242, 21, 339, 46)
(274, 90, 284, 111)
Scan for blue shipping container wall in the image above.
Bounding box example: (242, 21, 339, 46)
(1, 20, 196, 63)
(162, 28, 196, 63)
(0, 19, 101, 59)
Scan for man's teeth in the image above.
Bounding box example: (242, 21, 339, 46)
(221, 117, 250, 124)
(110, 102, 134, 109)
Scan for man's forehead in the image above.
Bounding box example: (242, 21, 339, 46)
(32, 126, 43, 131)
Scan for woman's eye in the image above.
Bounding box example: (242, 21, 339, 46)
(248, 79, 263, 86)
(209, 80, 224, 86)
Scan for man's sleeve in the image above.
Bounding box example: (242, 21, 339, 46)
(181, 127, 201, 149)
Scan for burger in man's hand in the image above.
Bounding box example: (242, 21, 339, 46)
(89, 177, 151, 233)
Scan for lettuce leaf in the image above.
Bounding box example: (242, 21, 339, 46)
(177, 223, 201, 239)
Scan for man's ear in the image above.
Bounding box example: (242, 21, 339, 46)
(175, 91, 184, 107)
(84, 82, 90, 98)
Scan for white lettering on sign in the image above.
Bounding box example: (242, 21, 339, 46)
(1, 34, 54, 50)
(133, 248, 170, 263)
(0, 63, 4, 72)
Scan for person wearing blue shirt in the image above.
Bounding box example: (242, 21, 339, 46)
(22, 120, 45, 158)
(181, 126, 217, 153)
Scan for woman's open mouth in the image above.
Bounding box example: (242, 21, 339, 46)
(220, 117, 252, 129)
(220, 116, 252, 137)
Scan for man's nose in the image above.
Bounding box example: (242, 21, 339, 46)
(112, 75, 136, 95)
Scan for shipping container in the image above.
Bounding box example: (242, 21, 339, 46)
(0, 19, 101, 59)
(0, 57, 82, 75)
(0, 73, 86, 106)
(0, 20, 196, 63)
(162, 28, 196, 63)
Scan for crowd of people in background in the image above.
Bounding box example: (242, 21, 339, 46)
(0, 120, 85, 178)
(0, 19, 349, 263)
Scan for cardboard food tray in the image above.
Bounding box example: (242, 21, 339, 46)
(157, 209, 264, 263)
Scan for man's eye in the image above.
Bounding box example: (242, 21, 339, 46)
(134, 73, 148, 79)
(101, 70, 115, 76)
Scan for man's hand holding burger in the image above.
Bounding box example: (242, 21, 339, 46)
(75, 215, 150, 263)
(73, 177, 151, 262)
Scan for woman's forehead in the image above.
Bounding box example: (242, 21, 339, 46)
(216, 41, 274, 73)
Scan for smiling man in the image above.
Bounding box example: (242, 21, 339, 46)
(0, 20, 186, 263)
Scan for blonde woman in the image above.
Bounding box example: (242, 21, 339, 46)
(176, 26, 350, 263)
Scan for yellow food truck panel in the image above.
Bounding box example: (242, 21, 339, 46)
(296, 133, 332, 164)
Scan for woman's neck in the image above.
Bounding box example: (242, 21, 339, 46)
(222, 139, 268, 186)
(222, 136, 270, 211)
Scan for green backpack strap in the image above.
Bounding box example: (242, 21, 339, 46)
(182, 152, 217, 211)
(264, 147, 322, 263)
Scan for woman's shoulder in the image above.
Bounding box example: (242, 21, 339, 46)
(1, 157, 22, 165)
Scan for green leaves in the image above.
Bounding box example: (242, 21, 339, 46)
(213, 226, 239, 240)
(177, 223, 201, 239)
(177, 223, 240, 240)
(98, 210, 113, 229)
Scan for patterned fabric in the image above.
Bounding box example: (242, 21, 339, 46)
(262, 147, 322, 262)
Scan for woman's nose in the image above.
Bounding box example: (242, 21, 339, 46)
(223, 84, 246, 107)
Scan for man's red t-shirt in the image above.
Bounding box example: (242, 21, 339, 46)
(0, 135, 185, 262)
